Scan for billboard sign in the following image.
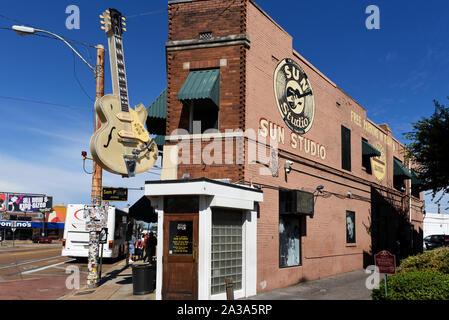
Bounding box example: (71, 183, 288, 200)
(7, 194, 52, 213)
(0, 193, 6, 212)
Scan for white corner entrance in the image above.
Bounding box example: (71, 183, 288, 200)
(144, 178, 263, 300)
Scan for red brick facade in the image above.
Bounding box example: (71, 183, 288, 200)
(164, 0, 424, 293)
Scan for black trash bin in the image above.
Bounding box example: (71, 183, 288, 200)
(131, 263, 154, 295)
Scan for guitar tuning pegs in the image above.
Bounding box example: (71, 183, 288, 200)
(100, 20, 105, 24)
(122, 22, 126, 26)
(100, 15, 104, 19)
(101, 26, 106, 30)
(122, 27, 127, 32)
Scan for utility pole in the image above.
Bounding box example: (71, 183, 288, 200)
(91, 45, 105, 206)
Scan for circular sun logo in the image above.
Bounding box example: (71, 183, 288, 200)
(274, 58, 315, 134)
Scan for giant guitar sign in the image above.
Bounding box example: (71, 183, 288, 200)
(90, 8, 158, 177)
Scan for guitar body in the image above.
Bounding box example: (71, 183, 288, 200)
(90, 94, 158, 176)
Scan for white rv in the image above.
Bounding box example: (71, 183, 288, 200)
(61, 204, 130, 259)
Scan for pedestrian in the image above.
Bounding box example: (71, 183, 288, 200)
(145, 232, 157, 263)
(129, 231, 136, 263)
(137, 236, 145, 260)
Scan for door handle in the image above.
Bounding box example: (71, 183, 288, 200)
(193, 245, 198, 263)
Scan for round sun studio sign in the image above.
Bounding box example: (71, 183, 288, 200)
(274, 58, 315, 134)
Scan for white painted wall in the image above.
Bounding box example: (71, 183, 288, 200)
(423, 213, 449, 237)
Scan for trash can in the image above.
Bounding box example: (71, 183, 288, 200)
(131, 263, 154, 295)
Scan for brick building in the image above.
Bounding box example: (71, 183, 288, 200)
(144, 0, 424, 300)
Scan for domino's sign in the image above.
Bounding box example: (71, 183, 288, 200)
(0, 220, 32, 229)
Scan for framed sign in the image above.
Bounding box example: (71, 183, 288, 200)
(168, 221, 193, 255)
(102, 187, 128, 201)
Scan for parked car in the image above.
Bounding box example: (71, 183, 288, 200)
(424, 234, 449, 250)
(33, 236, 52, 244)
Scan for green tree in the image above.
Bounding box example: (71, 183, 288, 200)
(404, 99, 449, 206)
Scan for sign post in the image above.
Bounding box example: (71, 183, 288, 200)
(85, 203, 109, 288)
(374, 250, 396, 297)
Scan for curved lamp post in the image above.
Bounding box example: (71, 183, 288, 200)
(12, 25, 95, 71)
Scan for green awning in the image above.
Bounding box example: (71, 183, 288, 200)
(411, 170, 423, 185)
(362, 140, 381, 157)
(146, 89, 167, 136)
(178, 69, 220, 107)
(153, 135, 165, 148)
(147, 89, 166, 120)
(393, 158, 412, 179)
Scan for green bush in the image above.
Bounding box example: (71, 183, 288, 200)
(398, 247, 449, 274)
(372, 270, 449, 300)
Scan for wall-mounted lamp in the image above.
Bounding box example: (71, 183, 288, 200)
(347, 191, 352, 198)
(284, 160, 293, 174)
(316, 185, 324, 192)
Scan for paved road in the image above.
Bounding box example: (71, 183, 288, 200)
(0, 243, 120, 300)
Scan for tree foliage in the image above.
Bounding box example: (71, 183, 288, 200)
(404, 99, 449, 204)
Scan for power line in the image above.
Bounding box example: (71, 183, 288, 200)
(124, 8, 168, 19)
(0, 13, 35, 28)
(0, 95, 91, 110)
(72, 51, 95, 102)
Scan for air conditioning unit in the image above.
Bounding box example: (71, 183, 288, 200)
(280, 190, 314, 217)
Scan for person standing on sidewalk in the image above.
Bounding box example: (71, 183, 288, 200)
(129, 231, 136, 263)
(144, 232, 157, 263)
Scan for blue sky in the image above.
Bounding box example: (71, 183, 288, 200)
(0, 0, 448, 212)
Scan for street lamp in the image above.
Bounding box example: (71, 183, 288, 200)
(12, 25, 105, 205)
(12, 25, 95, 71)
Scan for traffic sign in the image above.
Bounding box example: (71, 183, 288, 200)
(11, 221, 17, 233)
(374, 250, 396, 274)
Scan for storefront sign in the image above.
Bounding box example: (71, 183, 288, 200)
(0, 220, 64, 229)
(7, 194, 52, 213)
(274, 58, 315, 135)
(259, 118, 327, 160)
(102, 187, 128, 201)
(169, 221, 193, 255)
(371, 141, 386, 182)
(0, 220, 32, 228)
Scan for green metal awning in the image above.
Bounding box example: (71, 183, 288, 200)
(147, 89, 166, 120)
(362, 140, 381, 157)
(178, 69, 220, 107)
(411, 170, 423, 185)
(393, 158, 412, 179)
(153, 135, 165, 148)
(146, 89, 167, 136)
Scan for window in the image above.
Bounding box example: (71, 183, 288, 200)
(189, 100, 219, 134)
(211, 209, 243, 295)
(341, 125, 351, 171)
(346, 211, 356, 243)
(164, 196, 199, 213)
(279, 215, 301, 267)
(393, 157, 407, 192)
(361, 138, 372, 174)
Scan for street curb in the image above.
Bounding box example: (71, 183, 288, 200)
(58, 258, 129, 300)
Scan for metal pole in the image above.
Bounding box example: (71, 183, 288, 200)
(91, 45, 105, 206)
(385, 274, 388, 297)
(99, 242, 104, 280)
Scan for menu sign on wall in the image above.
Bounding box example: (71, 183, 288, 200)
(169, 221, 193, 255)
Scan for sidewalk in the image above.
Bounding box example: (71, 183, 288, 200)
(246, 269, 372, 300)
(60, 259, 155, 300)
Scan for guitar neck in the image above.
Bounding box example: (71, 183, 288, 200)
(108, 34, 130, 113)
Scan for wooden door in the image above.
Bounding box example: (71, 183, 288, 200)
(162, 213, 199, 300)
